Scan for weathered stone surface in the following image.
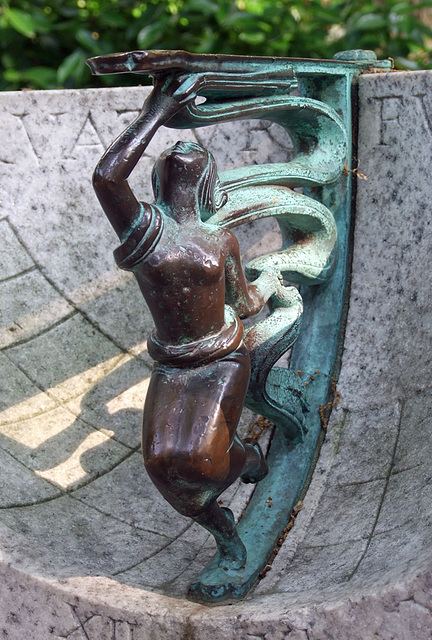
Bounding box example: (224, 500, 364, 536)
(0, 272, 74, 349)
(393, 388, 432, 472)
(73, 452, 190, 537)
(338, 72, 432, 410)
(6, 313, 125, 402)
(1, 351, 57, 423)
(0, 406, 131, 491)
(1, 72, 432, 638)
(300, 478, 386, 547)
(0, 494, 170, 577)
(0, 218, 34, 280)
(0, 446, 60, 506)
(326, 402, 401, 486)
(64, 354, 151, 449)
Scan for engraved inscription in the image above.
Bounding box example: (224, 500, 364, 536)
(48, 111, 68, 125)
(11, 113, 40, 164)
(373, 96, 403, 146)
(112, 619, 139, 640)
(413, 93, 432, 137)
(69, 112, 105, 157)
(61, 605, 140, 639)
(231, 631, 307, 640)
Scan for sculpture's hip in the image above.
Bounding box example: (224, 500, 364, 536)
(147, 305, 244, 367)
(142, 342, 251, 516)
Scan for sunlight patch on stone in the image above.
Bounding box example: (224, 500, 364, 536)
(0, 390, 56, 426)
(128, 340, 148, 357)
(106, 377, 150, 415)
(45, 353, 126, 402)
(34, 430, 114, 489)
(0, 406, 76, 449)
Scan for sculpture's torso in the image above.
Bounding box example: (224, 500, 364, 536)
(133, 211, 231, 345)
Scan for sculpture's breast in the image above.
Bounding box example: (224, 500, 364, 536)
(138, 229, 225, 289)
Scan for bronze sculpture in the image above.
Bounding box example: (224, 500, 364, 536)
(93, 72, 285, 571)
(89, 49, 390, 601)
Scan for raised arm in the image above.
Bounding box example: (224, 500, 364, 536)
(224, 230, 281, 319)
(93, 74, 200, 240)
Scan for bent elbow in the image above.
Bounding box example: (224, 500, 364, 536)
(92, 165, 119, 194)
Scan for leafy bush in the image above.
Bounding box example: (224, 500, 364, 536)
(1, 0, 432, 90)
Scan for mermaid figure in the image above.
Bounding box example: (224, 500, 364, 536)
(93, 73, 285, 570)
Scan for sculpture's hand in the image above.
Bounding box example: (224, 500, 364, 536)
(250, 267, 279, 291)
(143, 72, 205, 119)
(246, 268, 283, 315)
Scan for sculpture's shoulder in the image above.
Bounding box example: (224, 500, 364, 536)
(145, 218, 229, 275)
(113, 203, 163, 271)
(203, 221, 237, 247)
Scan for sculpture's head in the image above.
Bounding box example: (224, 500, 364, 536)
(152, 142, 228, 220)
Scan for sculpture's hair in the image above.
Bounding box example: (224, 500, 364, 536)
(197, 148, 228, 218)
(151, 142, 227, 219)
(151, 165, 161, 202)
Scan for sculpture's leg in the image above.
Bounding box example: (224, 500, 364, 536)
(240, 436, 269, 483)
(193, 502, 246, 570)
(193, 436, 268, 569)
(142, 344, 268, 570)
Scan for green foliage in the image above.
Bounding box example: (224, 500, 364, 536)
(1, 0, 432, 90)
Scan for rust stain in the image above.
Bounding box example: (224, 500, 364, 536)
(258, 501, 304, 580)
(318, 377, 341, 430)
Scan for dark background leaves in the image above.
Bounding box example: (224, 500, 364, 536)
(1, 0, 431, 90)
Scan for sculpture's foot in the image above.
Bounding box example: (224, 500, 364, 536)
(193, 504, 246, 572)
(241, 438, 269, 484)
(188, 510, 249, 602)
(188, 562, 248, 603)
(217, 507, 247, 571)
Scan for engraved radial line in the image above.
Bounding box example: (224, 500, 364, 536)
(2, 309, 78, 351)
(0, 447, 142, 511)
(0, 447, 63, 508)
(6, 220, 134, 356)
(67, 483, 172, 538)
(0, 265, 36, 284)
(152, 531, 214, 584)
(111, 521, 199, 576)
(62, 404, 138, 449)
(346, 400, 403, 580)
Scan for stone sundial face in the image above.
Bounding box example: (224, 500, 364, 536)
(0, 87, 287, 592)
(1, 60, 431, 637)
